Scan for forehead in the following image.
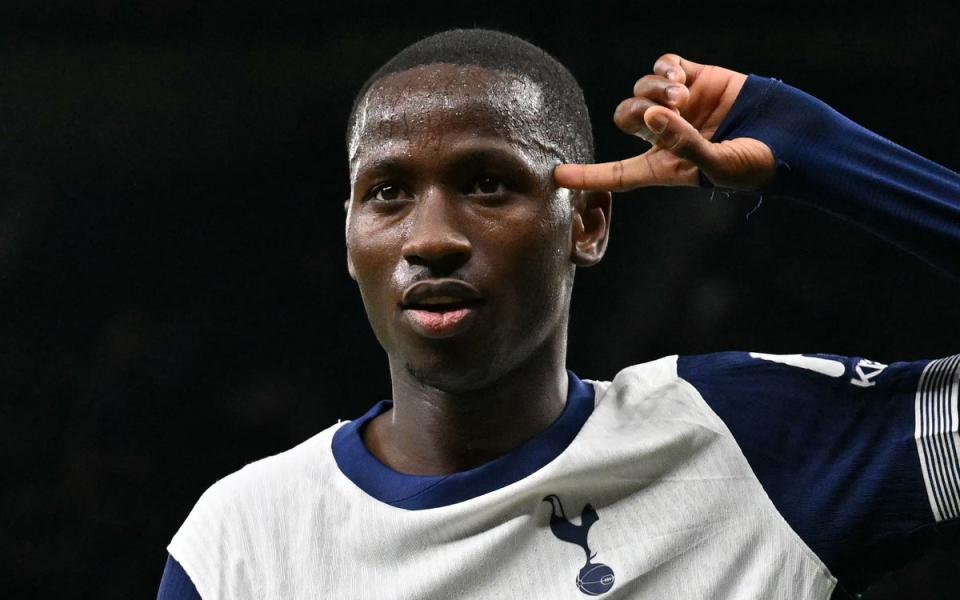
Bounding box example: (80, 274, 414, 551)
(348, 64, 553, 170)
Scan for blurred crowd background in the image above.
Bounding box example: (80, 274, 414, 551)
(2, 1, 958, 597)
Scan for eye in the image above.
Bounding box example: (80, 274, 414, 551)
(369, 183, 410, 203)
(469, 176, 506, 195)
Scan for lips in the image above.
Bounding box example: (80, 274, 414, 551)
(401, 279, 482, 308)
(400, 279, 484, 338)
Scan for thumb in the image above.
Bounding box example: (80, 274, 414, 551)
(648, 105, 777, 190)
(642, 106, 714, 168)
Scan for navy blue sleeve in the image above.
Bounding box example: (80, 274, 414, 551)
(157, 554, 202, 600)
(710, 75, 960, 279)
(678, 352, 960, 593)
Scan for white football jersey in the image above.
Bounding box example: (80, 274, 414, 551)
(169, 355, 861, 599)
(169, 352, 960, 598)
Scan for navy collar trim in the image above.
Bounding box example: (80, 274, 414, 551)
(331, 371, 595, 510)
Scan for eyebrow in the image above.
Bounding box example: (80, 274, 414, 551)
(352, 142, 537, 180)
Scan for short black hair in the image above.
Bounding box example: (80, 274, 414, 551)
(346, 28, 594, 164)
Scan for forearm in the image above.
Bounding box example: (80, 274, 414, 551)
(711, 76, 960, 278)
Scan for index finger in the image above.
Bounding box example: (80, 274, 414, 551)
(554, 156, 659, 192)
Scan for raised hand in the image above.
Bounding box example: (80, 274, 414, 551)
(555, 54, 776, 191)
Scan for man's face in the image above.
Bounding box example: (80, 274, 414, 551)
(345, 64, 580, 391)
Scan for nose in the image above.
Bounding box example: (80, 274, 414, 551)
(401, 189, 472, 275)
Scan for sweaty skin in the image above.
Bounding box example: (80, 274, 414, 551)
(345, 64, 610, 476)
(348, 66, 554, 167)
(344, 53, 768, 476)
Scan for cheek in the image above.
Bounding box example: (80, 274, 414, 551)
(346, 217, 401, 310)
(346, 222, 407, 350)
(347, 211, 400, 271)
(489, 202, 573, 301)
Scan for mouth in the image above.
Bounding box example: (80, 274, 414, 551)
(400, 280, 484, 339)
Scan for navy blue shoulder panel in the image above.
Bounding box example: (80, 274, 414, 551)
(678, 351, 940, 591)
(157, 554, 201, 600)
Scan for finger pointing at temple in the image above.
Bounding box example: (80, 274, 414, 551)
(554, 106, 711, 191)
(556, 52, 778, 192)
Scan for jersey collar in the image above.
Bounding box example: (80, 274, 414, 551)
(331, 371, 595, 510)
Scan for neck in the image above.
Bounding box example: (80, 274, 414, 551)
(363, 335, 569, 476)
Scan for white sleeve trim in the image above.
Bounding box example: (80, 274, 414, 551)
(914, 354, 960, 522)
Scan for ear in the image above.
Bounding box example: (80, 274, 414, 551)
(570, 190, 611, 267)
(344, 198, 357, 281)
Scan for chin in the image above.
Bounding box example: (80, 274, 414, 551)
(402, 356, 504, 393)
(389, 309, 566, 394)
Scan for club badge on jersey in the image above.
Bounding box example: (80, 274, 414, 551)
(543, 495, 616, 596)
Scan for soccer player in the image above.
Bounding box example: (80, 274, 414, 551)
(158, 29, 960, 599)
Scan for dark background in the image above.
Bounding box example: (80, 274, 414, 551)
(2, 1, 958, 598)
